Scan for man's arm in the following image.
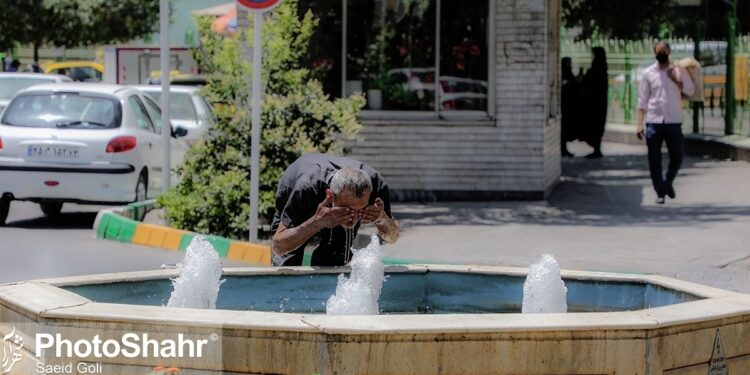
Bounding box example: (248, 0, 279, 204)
(636, 72, 650, 139)
(679, 67, 695, 97)
(636, 109, 647, 140)
(271, 195, 352, 256)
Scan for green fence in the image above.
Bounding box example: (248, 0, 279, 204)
(562, 36, 750, 136)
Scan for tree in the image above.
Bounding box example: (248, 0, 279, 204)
(563, 0, 676, 40)
(157, 0, 365, 240)
(2, 0, 160, 61)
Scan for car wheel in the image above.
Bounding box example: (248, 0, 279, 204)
(135, 173, 147, 202)
(0, 198, 9, 225)
(40, 201, 63, 216)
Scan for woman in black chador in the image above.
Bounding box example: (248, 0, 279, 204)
(582, 47, 608, 158)
(561, 57, 582, 157)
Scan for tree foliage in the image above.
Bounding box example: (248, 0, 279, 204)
(157, 0, 365, 240)
(563, 0, 676, 40)
(0, 0, 160, 60)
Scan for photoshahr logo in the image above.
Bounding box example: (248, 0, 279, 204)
(1, 327, 24, 374)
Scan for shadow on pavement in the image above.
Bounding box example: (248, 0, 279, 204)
(6, 211, 98, 230)
(394, 153, 750, 228)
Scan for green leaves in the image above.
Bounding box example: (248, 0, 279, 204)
(158, 0, 365, 240)
(1, 0, 160, 59)
(563, 0, 676, 40)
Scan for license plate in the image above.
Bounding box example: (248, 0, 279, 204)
(27, 145, 80, 159)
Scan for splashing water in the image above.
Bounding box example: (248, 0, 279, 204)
(167, 236, 224, 309)
(522, 254, 568, 314)
(326, 234, 385, 315)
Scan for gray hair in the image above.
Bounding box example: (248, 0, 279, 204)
(330, 168, 372, 197)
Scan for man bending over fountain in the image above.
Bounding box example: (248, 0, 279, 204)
(270, 153, 400, 266)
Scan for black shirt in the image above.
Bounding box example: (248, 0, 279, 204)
(271, 153, 392, 266)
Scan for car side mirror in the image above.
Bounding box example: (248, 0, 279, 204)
(172, 126, 188, 138)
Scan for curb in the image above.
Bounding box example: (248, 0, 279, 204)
(93, 200, 272, 266)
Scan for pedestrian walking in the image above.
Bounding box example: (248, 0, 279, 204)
(636, 41, 695, 204)
(582, 47, 608, 158)
(561, 57, 582, 157)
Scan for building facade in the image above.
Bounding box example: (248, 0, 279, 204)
(240, 0, 561, 200)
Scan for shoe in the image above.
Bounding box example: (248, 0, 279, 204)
(655, 197, 665, 204)
(585, 151, 603, 159)
(666, 185, 676, 199)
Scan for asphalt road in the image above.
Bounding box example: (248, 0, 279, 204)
(0, 201, 194, 284)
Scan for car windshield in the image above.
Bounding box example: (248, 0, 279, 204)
(142, 92, 197, 122)
(0, 77, 56, 100)
(1, 93, 121, 129)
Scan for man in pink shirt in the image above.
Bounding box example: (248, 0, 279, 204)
(636, 41, 695, 204)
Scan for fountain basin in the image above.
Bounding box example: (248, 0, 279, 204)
(1, 264, 749, 374)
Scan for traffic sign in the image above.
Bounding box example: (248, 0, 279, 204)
(237, 0, 282, 12)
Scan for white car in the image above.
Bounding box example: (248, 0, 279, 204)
(0, 73, 72, 114)
(132, 85, 213, 142)
(0, 83, 189, 224)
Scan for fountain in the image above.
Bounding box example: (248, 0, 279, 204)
(326, 235, 385, 315)
(166, 236, 224, 309)
(522, 254, 567, 313)
(1, 263, 749, 373)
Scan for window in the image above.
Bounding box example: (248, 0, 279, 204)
(127, 96, 155, 132)
(142, 91, 198, 122)
(303, 0, 491, 118)
(142, 96, 164, 133)
(2, 93, 121, 128)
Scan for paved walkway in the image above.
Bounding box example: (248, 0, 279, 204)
(380, 142, 750, 294)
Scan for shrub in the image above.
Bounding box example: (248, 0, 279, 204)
(158, 1, 365, 240)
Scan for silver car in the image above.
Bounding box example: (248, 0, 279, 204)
(132, 85, 213, 142)
(0, 73, 72, 114)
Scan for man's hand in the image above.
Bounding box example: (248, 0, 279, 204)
(312, 195, 353, 229)
(636, 122, 645, 140)
(361, 198, 386, 224)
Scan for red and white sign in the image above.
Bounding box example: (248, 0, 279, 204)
(237, 0, 282, 12)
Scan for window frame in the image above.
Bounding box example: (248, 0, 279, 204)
(127, 95, 156, 133)
(339, 0, 495, 121)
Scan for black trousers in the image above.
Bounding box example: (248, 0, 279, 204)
(645, 123, 684, 197)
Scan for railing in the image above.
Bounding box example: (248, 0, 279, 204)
(562, 36, 750, 137)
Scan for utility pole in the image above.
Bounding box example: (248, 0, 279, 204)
(725, 0, 737, 135)
(693, 20, 703, 134)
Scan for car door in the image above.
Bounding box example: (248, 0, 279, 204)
(142, 95, 188, 188)
(126, 95, 162, 196)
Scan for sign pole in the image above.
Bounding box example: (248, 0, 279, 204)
(160, 0, 171, 193)
(237, 0, 282, 242)
(249, 12, 262, 242)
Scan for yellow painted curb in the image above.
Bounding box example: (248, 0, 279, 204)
(163, 228, 190, 250)
(230, 242, 272, 265)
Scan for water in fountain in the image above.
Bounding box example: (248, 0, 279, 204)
(522, 254, 568, 313)
(326, 234, 384, 315)
(167, 236, 224, 309)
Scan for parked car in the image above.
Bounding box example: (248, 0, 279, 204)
(0, 83, 189, 224)
(43, 61, 105, 82)
(133, 85, 213, 142)
(0, 73, 72, 114)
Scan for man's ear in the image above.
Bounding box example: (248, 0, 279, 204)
(325, 189, 334, 201)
